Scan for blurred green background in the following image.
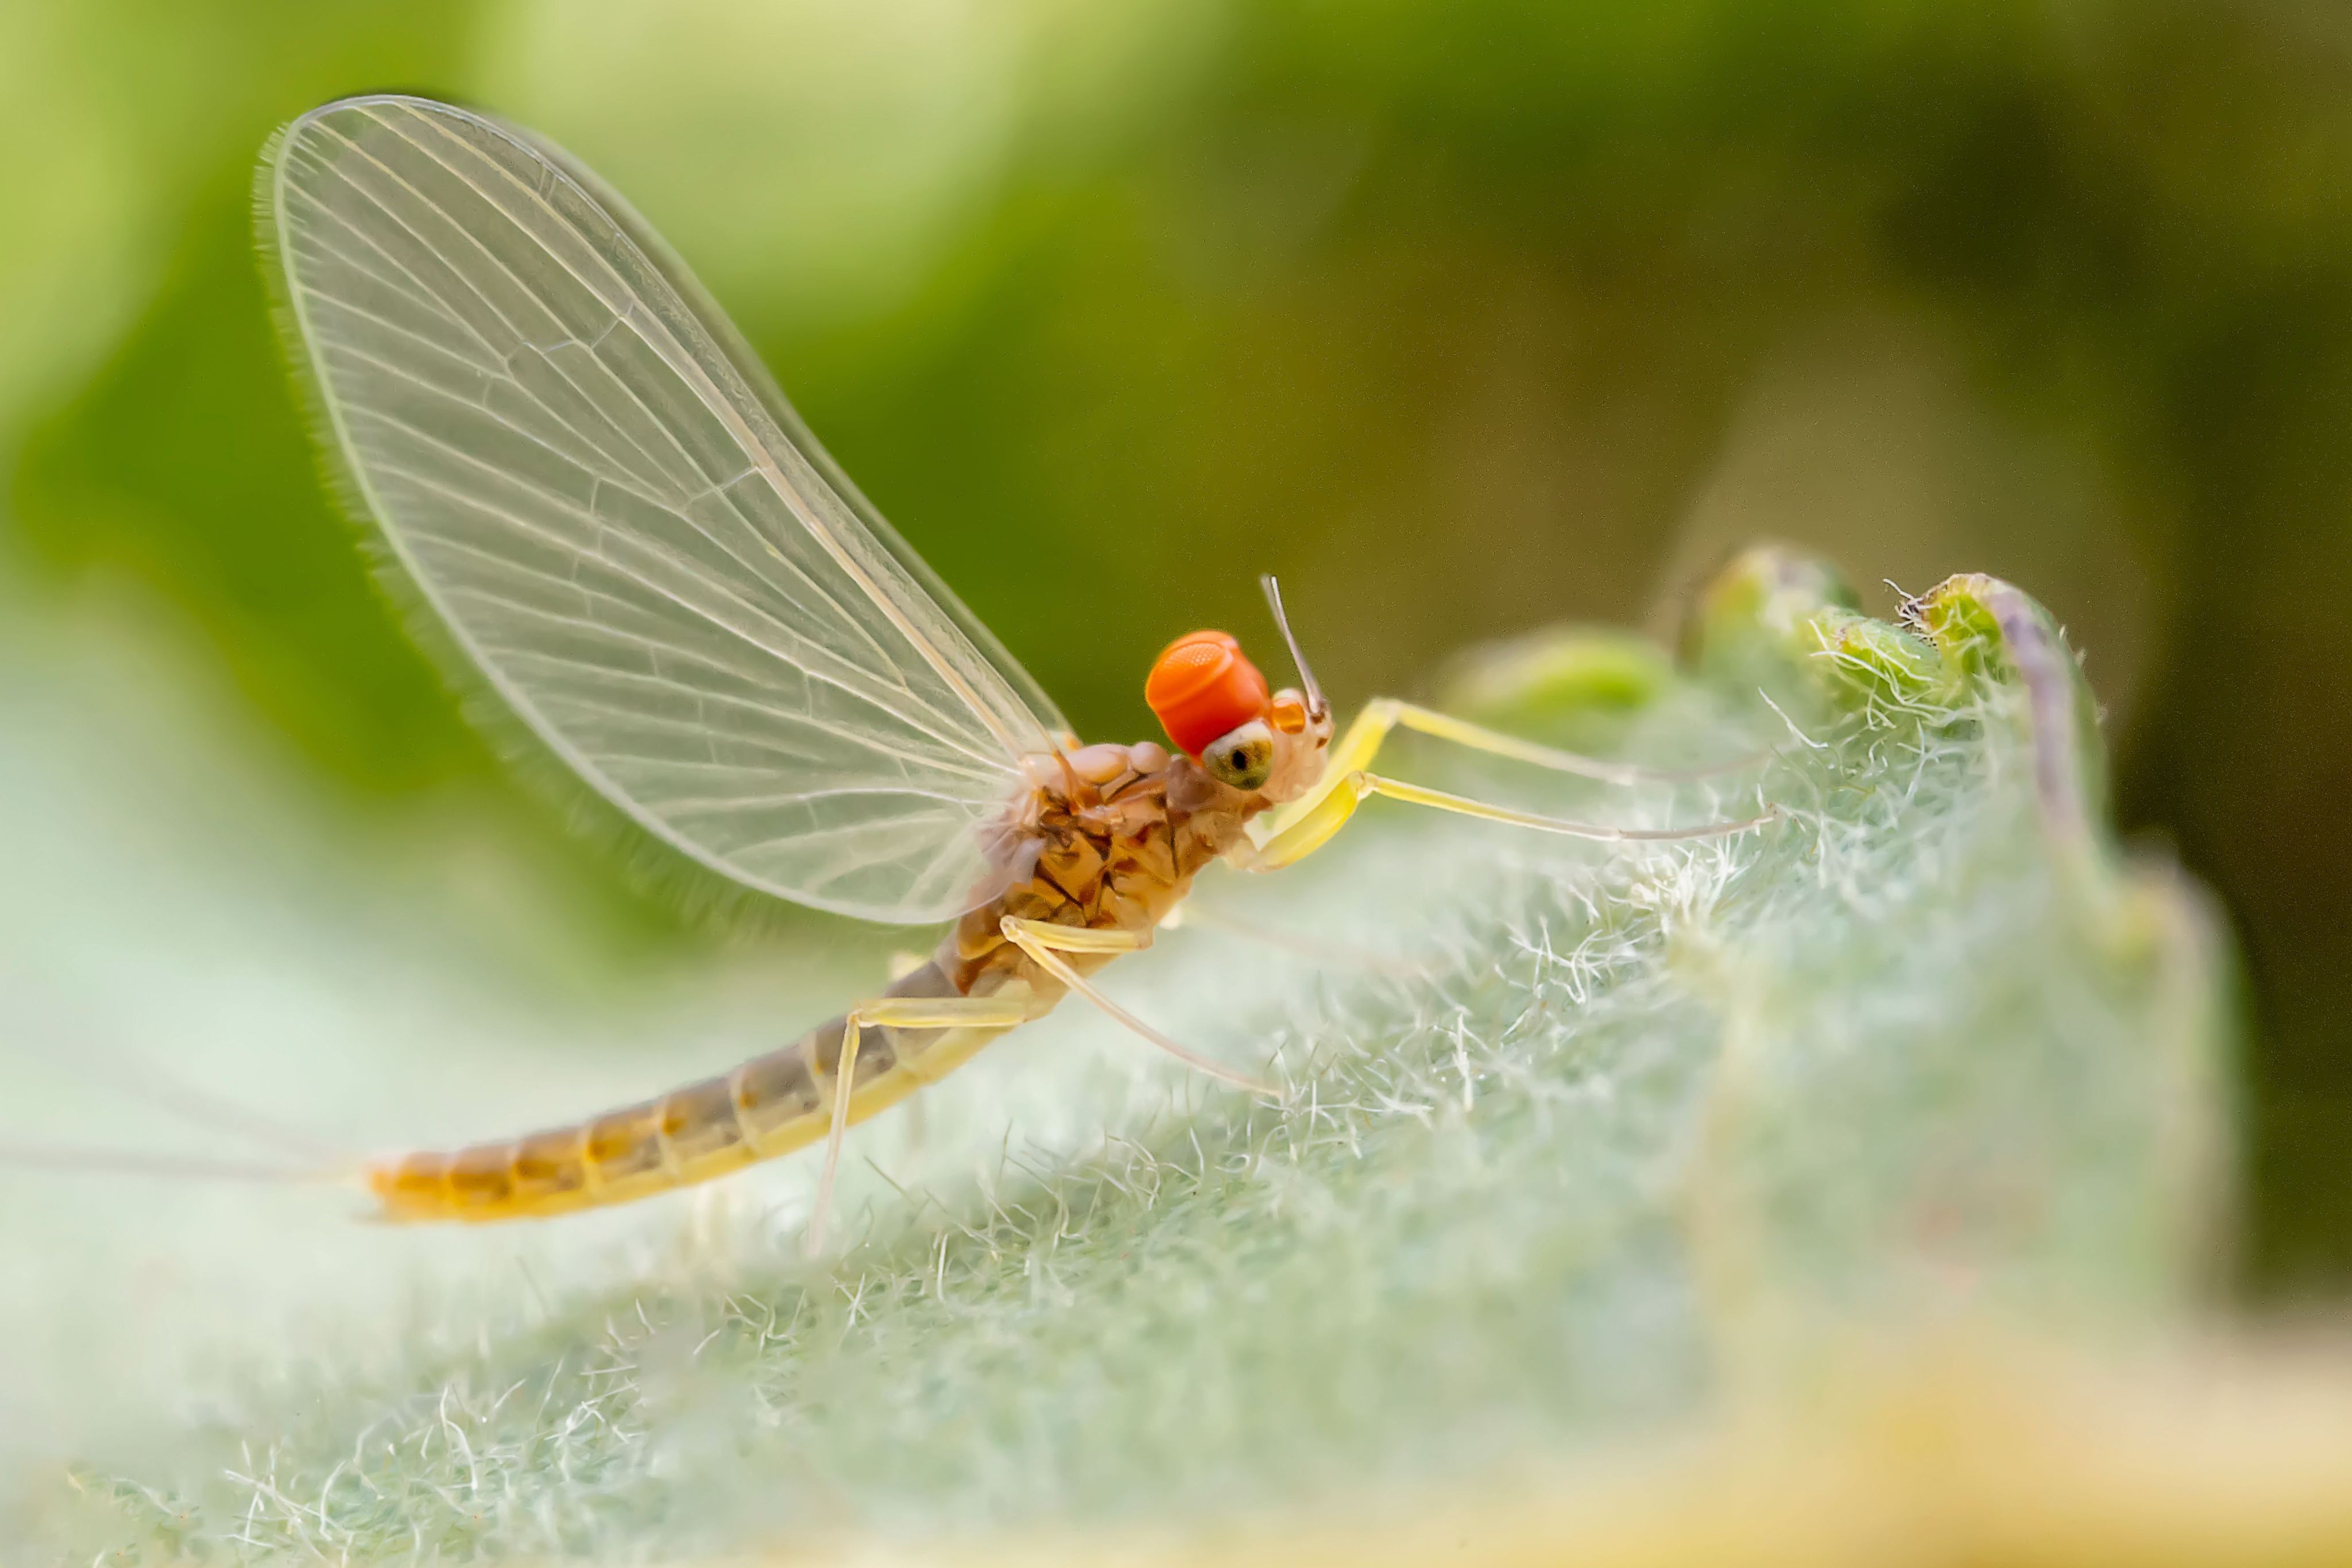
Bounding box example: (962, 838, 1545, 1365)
(2, 0, 2347, 1292)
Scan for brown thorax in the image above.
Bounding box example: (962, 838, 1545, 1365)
(948, 700, 1329, 997)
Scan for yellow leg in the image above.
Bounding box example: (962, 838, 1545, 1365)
(804, 1018, 862, 1260)
(1245, 770, 1777, 873)
(1269, 697, 1761, 841)
(801, 991, 1034, 1259)
(999, 917, 1283, 1098)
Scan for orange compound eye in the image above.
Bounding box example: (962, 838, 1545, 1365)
(1146, 630, 1271, 758)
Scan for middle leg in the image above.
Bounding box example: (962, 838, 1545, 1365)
(999, 917, 1282, 1097)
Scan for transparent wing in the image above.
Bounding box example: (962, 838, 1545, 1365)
(265, 95, 1067, 924)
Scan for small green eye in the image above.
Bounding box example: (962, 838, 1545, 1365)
(1202, 719, 1276, 791)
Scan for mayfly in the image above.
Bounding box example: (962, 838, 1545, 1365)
(211, 95, 1769, 1250)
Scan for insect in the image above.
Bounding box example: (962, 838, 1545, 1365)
(243, 94, 1771, 1251)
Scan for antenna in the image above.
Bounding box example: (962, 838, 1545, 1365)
(1260, 574, 1327, 719)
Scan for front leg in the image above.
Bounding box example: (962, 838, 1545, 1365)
(1266, 696, 1767, 843)
(1241, 769, 1777, 873)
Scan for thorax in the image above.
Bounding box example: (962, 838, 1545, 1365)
(941, 739, 1265, 997)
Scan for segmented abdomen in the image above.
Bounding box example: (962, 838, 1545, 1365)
(365, 750, 1245, 1224)
(366, 961, 977, 1222)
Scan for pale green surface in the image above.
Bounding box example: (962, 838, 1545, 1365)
(1, 556, 2229, 1561)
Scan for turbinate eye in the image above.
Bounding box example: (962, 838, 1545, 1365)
(1202, 718, 1276, 791)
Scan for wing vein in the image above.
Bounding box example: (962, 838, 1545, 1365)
(331, 107, 927, 699)
(358, 426, 1010, 771)
(392, 104, 1030, 759)
(272, 95, 1063, 921)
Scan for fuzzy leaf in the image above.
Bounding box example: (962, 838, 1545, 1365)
(14, 548, 2234, 1562)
